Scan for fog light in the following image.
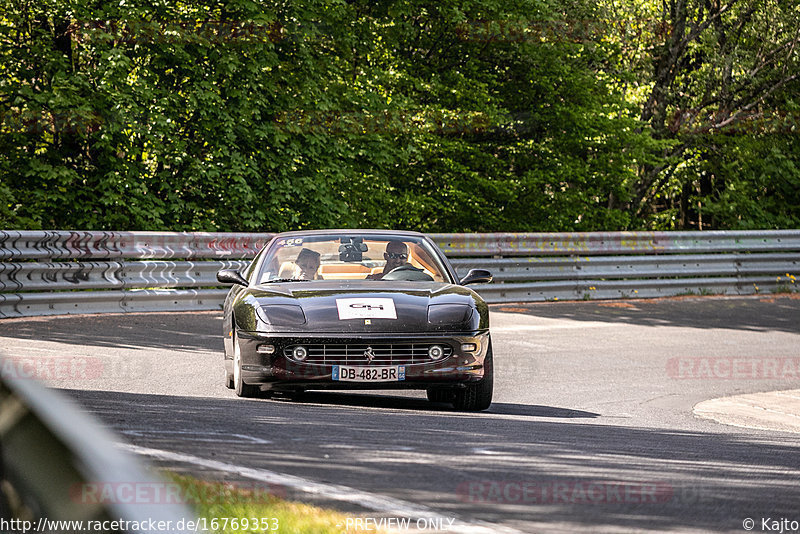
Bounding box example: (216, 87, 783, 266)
(257, 344, 275, 354)
(428, 345, 444, 360)
(292, 346, 308, 361)
(460, 343, 478, 353)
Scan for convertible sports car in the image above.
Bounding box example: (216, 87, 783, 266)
(216, 230, 494, 411)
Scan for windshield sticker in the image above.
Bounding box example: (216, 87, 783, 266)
(277, 238, 304, 247)
(336, 298, 397, 320)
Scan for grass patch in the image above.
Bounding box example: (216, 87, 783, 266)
(772, 284, 798, 294)
(166, 472, 383, 533)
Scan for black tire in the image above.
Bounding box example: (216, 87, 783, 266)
(233, 331, 259, 398)
(225, 325, 235, 388)
(427, 388, 453, 403)
(286, 389, 306, 402)
(452, 347, 493, 412)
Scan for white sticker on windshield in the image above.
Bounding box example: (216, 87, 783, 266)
(336, 298, 397, 320)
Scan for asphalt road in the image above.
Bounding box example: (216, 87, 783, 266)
(1, 296, 799, 533)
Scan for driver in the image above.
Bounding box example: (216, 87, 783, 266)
(366, 241, 410, 280)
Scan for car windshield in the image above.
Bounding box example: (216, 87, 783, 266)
(255, 234, 450, 283)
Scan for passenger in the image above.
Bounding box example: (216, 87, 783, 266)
(366, 241, 410, 280)
(280, 248, 321, 280)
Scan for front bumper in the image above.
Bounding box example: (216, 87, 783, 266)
(227, 331, 491, 391)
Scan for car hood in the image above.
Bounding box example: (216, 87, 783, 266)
(234, 281, 488, 333)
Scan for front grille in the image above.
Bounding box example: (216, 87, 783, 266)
(283, 342, 453, 365)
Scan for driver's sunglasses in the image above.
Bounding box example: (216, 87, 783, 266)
(386, 253, 408, 260)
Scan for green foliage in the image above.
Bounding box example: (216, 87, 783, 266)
(696, 136, 800, 229)
(166, 472, 365, 533)
(0, 0, 798, 231)
(619, 0, 800, 229)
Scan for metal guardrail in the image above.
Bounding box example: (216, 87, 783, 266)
(0, 260, 251, 292)
(0, 231, 272, 260)
(1, 230, 798, 317)
(0, 357, 195, 530)
(430, 230, 800, 256)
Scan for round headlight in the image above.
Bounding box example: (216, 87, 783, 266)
(292, 346, 308, 361)
(428, 345, 444, 360)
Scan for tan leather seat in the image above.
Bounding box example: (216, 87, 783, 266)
(318, 264, 372, 280)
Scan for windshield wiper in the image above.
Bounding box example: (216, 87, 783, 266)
(261, 278, 312, 283)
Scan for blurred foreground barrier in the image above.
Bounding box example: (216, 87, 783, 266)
(1, 230, 798, 317)
(0, 357, 194, 531)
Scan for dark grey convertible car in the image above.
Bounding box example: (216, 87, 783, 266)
(216, 230, 493, 411)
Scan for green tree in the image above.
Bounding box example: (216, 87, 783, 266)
(606, 0, 800, 228)
(6, 0, 794, 232)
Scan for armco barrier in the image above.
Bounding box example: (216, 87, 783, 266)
(0, 357, 195, 528)
(1, 230, 798, 317)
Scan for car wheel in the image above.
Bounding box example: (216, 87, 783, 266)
(286, 389, 305, 402)
(233, 331, 259, 398)
(452, 346, 493, 412)
(427, 388, 453, 403)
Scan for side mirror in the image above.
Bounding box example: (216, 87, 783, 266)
(460, 268, 492, 286)
(217, 269, 248, 287)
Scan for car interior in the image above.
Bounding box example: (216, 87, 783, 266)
(260, 238, 447, 283)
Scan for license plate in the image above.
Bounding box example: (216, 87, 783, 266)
(332, 365, 405, 382)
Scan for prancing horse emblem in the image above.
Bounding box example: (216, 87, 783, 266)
(364, 346, 375, 362)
